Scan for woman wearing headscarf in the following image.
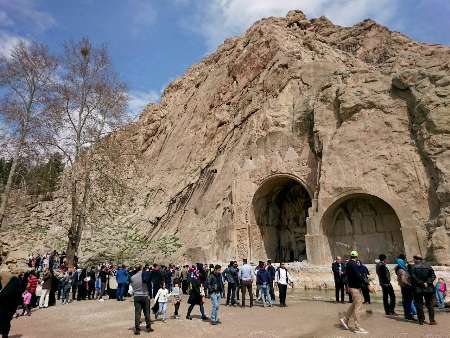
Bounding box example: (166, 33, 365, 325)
(395, 254, 416, 321)
(186, 269, 208, 321)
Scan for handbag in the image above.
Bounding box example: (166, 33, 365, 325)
(151, 300, 159, 314)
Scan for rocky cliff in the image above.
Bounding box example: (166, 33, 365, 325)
(2, 10, 450, 269)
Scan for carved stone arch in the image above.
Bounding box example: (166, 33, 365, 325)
(320, 192, 406, 263)
(249, 173, 313, 262)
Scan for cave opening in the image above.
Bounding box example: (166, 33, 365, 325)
(253, 176, 312, 262)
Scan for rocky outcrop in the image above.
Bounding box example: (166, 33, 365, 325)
(2, 10, 450, 267)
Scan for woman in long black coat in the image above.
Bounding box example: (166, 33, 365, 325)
(186, 277, 208, 320)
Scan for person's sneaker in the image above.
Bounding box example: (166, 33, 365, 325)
(146, 327, 154, 332)
(201, 316, 208, 321)
(211, 321, 218, 325)
(186, 315, 192, 320)
(340, 318, 350, 330)
(134, 330, 140, 335)
(390, 312, 399, 316)
(430, 320, 437, 325)
(353, 327, 368, 334)
(98, 299, 104, 302)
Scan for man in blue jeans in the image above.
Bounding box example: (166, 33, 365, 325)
(256, 262, 272, 307)
(207, 264, 224, 325)
(116, 264, 129, 301)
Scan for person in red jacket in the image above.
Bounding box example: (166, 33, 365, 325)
(27, 271, 39, 307)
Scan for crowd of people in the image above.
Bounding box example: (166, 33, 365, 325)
(332, 251, 447, 334)
(0, 252, 294, 336)
(0, 248, 448, 337)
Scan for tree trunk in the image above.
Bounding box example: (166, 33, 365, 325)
(0, 146, 21, 229)
(65, 170, 90, 267)
(65, 174, 79, 267)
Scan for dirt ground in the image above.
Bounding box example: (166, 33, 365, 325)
(9, 290, 450, 338)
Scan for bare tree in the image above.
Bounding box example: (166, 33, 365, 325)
(0, 42, 56, 228)
(47, 38, 127, 266)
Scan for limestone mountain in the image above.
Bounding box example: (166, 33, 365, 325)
(2, 10, 450, 270)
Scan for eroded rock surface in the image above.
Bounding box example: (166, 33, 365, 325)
(2, 10, 450, 267)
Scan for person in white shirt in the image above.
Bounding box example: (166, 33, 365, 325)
(239, 258, 254, 307)
(154, 282, 170, 322)
(275, 263, 292, 307)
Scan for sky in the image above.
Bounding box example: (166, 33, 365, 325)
(1, 0, 450, 116)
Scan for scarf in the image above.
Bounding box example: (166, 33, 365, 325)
(396, 258, 407, 271)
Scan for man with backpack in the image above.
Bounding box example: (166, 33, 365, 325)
(410, 255, 437, 325)
(339, 251, 369, 334)
(275, 262, 292, 307)
(223, 261, 239, 306)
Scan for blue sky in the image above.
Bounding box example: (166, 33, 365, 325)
(1, 0, 450, 115)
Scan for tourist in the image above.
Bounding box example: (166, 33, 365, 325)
(275, 262, 292, 307)
(77, 268, 88, 301)
(339, 250, 369, 334)
(0, 270, 23, 338)
(223, 261, 238, 306)
(255, 262, 262, 302)
(170, 279, 182, 319)
(266, 259, 276, 301)
(38, 267, 53, 308)
(207, 264, 224, 325)
(358, 261, 371, 304)
(61, 270, 73, 304)
(26, 270, 39, 307)
(332, 256, 346, 303)
(180, 265, 189, 294)
(87, 267, 96, 300)
(71, 268, 79, 301)
(116, 264, 129, 301)
(239, 258, 254, 307)
(435, 277, 447, 310)
(410, 255, 437, 325)
(95, 271, 102, 299)
(186, 272, 208, 321)
(256, 262, 272, 307)
(154, 281, 170, 322)
(130, 265, 153, 335)
(150, 264, 163, 299)
(98, 266, 108, 301)
(395, 255, 416, 320)
(20, 289, 32, 316)
(376, 254, 397, 315)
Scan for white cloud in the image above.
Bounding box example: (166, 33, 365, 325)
(0, 0, 56, 32)
(0, 32, 30, 58)
(128, 89, 160, 117)
(0, 11, 14, 27)
(190, 0, 398, 50)
(129, 0, 158, 36)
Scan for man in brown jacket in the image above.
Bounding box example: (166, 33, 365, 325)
(39, 268, 53, 308)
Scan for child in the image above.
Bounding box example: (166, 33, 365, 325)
(170, 279, 182, 319)
(435, 278, 447, 309)
(155, 282, 169, 322)
(22, 290, 32, 316)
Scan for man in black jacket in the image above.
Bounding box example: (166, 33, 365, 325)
(410, 255, 437, 325)
(331, 256, 346, 303)
(266, 259, 276, 302)
(223, 261, 238, 306)
(339, 251, 369, 334)
(376, 254, 397, 315)
(207, 265, 224, 325)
